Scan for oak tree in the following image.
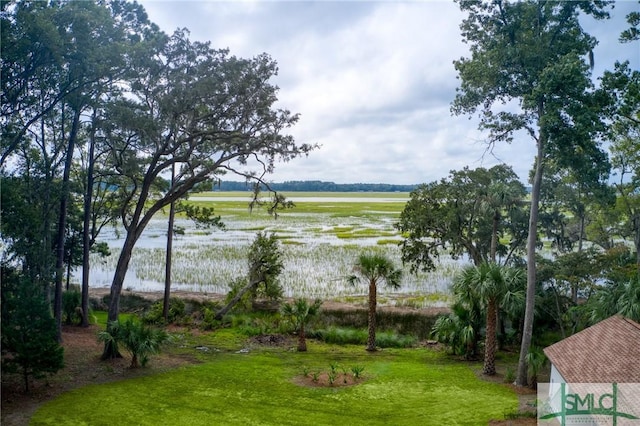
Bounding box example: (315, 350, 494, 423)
(397, 165, 527, 272)
(99, 28, 311, 358)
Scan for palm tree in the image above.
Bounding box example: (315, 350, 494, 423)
(591, 277, 640, 323)
(431, 302, 477, 358)
(98, 318, 169, 368)
(348, 253, 402, 352)
(454, 262, 524, 375)
(281, 298, 322, 352)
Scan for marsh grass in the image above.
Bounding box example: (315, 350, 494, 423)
(83, 193, 463, 301)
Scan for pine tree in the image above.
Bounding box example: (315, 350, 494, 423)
(1, 268, 64, 392)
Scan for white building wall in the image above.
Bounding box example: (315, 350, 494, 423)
(548, 363, 567, 415)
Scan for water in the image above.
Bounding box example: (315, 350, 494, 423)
(75, 211, 460, 305)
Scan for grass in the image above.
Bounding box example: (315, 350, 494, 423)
(31, 329, 517, 425)
(191, 191, 411, 199)
(184, 192, 408, 219)
(91, 311, 135, 326)
(85, 191, 463, 299)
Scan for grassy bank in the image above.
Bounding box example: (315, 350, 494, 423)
(31, 328, 517, 425)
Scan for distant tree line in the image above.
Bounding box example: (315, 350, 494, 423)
(210, 180, 419, 193)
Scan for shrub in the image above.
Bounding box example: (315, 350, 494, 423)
(375, 331, 417, 348)
(431, 313, 476, 358)
(351, 365, 365, 379)
(99, 293, 154, 313)
(230, 312, 282, 336)
(144, 298, 186, 325)
(503, 367, 516, 383)
(316, 307, 439, 340)
(201, 307, 219, 330)
(98, 317, 170, 368)
(526, 346, 547, 389)
(62, 287, 82, 325)
(1, 268, 64, 392)
(311, 327, 366, 345)
(311, 327, 416, 348)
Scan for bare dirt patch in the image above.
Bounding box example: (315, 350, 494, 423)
(248, 334, 293, 347)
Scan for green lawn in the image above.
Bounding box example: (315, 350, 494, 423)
(31, 332, 517, 425)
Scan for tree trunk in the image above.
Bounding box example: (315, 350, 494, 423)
(483, 298, 498, 375)
(101, 234, 137, 360)
(516, 133, 545, 387)
(163, 164, 176, 322)
(497, 312, 506, 350)
(81, 117, 96, 327)
(571, 213, 586, 303)
(366, 281, 377, 352)
(215, 278, 261, 320)
(634, 214, 640, 275)
(490, 210, 499, 263)
(65, 260, 71, 291)
(53, 109, 81, 342)
(552, 283, 566, 339)
(131, 353, 139, 369)
(23, 366, 30, 393)
(298, 323, 307, 352)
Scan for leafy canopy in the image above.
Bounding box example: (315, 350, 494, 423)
(397, 165, 527, 272)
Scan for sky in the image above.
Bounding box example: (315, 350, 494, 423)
(138, 0, 639, 185)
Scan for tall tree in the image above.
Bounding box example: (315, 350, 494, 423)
(602, 61, 640, 272)
(163, 188, 224, 322)
(52, 1, 152, 341)
(99, 29, 312, 359)
(537, 248, 602, 336)
(348, 253, 402, 352)
(538, 160, 613, 260)
(76, 111, 121, 327)
(1, 0, 154, 339)
(397, 164, 527, 272)
(451, 0, 612, 386)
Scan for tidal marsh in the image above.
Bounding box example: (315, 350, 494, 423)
(81, 192, 463, 307)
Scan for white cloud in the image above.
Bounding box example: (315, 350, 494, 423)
(139, 0, 638, 185)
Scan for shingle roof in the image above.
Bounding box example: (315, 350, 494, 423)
(543, 315, 640, 383)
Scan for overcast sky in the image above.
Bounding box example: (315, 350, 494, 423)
(138, 0, 639, 185)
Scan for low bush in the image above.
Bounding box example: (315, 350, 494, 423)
(96, 293, 154, 313)
(317, 308, 439, 340)
(98, 317, 170, 368)
(374, 331, 417, 348)
(311, 327, 416, 348)
(143, 298, 186, 325)
(230, 312, 285, 336)
(62, 287, 82, 325)
(311, 327, 366, 345)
